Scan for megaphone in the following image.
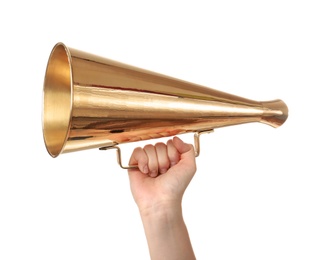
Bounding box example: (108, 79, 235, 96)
(42, 42, 288, 169)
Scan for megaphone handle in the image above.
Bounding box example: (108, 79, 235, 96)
(194, 129, 214, 157)
(100, 146, 138, 170)
(100, 129, 214, 170)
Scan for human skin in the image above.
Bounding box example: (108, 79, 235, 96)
(128, 136, 196, 260)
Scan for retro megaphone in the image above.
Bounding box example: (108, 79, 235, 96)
(42, 42, 288, 169)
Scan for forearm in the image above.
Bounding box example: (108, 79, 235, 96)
(140, 202, 196, 260)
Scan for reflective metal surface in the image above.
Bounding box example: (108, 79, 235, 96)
(42, 42, 288, 158)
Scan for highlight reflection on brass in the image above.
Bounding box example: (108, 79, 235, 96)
(42, 42, 288, 163)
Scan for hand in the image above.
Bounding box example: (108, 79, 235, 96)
(128, 136, 197, 213)
(127, 136, 197, 260)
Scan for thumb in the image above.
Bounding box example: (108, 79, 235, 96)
(172, 136, 197, 174)
(172, 136, 195, 156)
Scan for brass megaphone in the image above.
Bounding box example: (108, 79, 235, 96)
(42, 42, 288, 169)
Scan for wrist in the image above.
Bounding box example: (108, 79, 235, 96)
(138, 200, 196, 260)
(139, 199, 182, 219)
(139, 199, 184, 230)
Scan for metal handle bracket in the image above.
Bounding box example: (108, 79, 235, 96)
(99, 146, 137, 170)
(194, 129, 214, 157)
(100, 129, 214, 170)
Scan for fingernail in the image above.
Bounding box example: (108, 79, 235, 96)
(143, 166, 149, 174)
(160, 168, 167, 174)
(150, 171, 157, 177)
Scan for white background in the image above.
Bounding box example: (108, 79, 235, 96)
(1, 1, 317, 259)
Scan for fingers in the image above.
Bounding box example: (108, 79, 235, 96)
(129, 137, 195, 178)
(129, 142, 169, 177)
(144, 144, 159, 177)
(129, 139, 182, 177)
(154, 143, 170, 174)
(129, 147, 149, 174)
(167, 139, 179, 166)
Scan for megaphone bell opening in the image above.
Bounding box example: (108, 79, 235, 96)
(42, 43, 73, 158)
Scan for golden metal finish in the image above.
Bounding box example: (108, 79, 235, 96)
(42, 42, 288, 165)
(99, 146, 137, 170)
(99, 130, 214, 170)
(194, 130, 214, 157)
